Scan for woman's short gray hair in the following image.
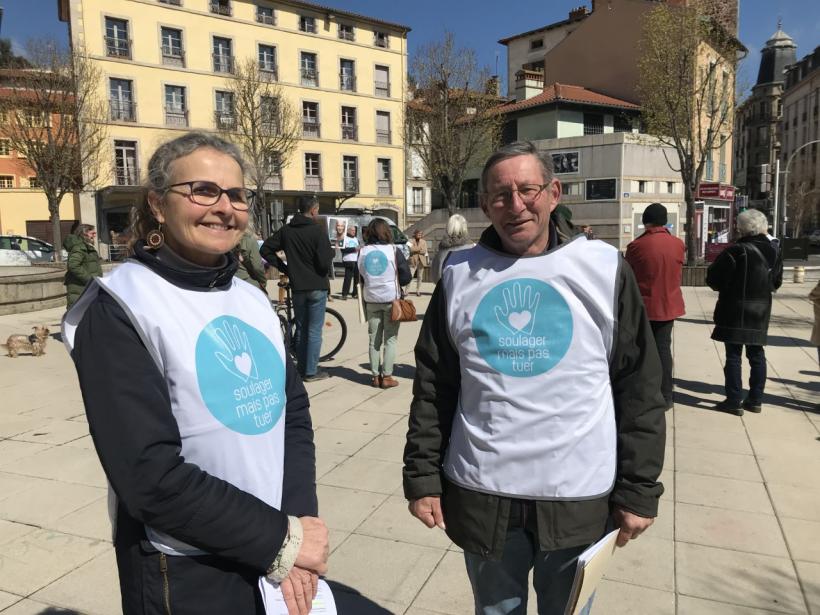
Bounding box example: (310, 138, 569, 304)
(736, 208, 769, 237)
(480, 141, 554, 192)
(446, 214, 470, 240)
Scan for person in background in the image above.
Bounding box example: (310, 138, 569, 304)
(625, 203, 686, 410)
(64, 224, 103, 308)
(340, 225, 359, 300)
(358, 218, 411, 388)
(234, 227, 268, 294)
(810, 279, 820, 369)
(707, 208, 783, 415)
(430, 214, 474, 285)
(407, 229, 429, 296)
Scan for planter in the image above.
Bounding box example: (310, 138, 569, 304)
(681, 265, 709, 287)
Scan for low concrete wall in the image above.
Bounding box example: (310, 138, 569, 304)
(0, 267, 66, 315)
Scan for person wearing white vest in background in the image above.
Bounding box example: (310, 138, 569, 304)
(340, 225, 360, 299)
(403, 141, 666, 615)
(358, 218, 412, 388)
(62, 133, 328, 615)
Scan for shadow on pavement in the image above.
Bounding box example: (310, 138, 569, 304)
(328, 365, 378, 386)
(677, 317, 712, 326)
(766, 335, 813, 347)
(674, 378, 818, 414)
(36, 608, 82, 614)
(326, 580, 397, 614)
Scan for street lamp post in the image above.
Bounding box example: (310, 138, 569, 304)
(777, 138, 820, 239)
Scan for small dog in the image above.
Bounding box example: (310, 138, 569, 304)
(3, 326, 50, 358)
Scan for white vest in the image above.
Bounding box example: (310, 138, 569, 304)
(63, 261, 287, 555)
(342, 236, 359, 263)
(358, 244, 398, 303)
(442, 238, 619, 499)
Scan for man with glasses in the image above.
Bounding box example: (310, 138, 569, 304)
(261, 198, 334, 382)
(403, 141, 666, 614)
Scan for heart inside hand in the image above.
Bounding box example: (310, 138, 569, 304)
(234, 352, 253, 377)
(508, 310, 532, 331)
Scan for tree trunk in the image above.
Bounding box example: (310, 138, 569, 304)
(49, 198, 63, 263)
(684, 186, 697, 266)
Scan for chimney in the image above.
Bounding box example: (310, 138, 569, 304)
(485, 75, 500, 97)
(569, 6, 588, 20)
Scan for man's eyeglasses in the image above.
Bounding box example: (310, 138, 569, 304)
(483, 184, 550, 208)
(164, 181, 256, 211)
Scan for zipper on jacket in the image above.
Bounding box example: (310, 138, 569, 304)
(159, 553, 172, 615)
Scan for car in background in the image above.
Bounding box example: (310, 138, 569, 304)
(0, 235, 66, 263)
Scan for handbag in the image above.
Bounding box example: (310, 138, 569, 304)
(390, 253, 416, 322)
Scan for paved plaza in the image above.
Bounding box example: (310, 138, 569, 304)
(0, 277, 818, 615)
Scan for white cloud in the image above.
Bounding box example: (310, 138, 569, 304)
(10, 38, 28, 58)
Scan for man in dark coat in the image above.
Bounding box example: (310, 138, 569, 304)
(707, 208, 783, 415)
(625, 203, 686, 409)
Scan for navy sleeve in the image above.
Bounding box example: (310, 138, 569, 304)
(281, 355, 318, 516)
(396, 250, 412, 287)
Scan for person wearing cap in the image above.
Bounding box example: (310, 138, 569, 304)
(625, 203, 685, 409)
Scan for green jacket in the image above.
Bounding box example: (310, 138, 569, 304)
(234, 233, 268, 292)
(64, 235, 103, 308)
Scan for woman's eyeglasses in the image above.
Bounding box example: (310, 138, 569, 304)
(164, 181, 256, 211)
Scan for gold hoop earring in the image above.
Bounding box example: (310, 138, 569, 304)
(146, 224, 165, 250)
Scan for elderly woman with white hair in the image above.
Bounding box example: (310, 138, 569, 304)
(430, 214, 475, 284)
(706, 208, 783, 415)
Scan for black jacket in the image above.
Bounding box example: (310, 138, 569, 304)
(707, 234, 783, 345)
(403, 215, 666, 559)
(260, 214, 334, 292)
(70, 242, 317, 614)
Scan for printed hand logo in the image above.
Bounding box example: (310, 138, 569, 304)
(212, 319, 258, 382)
(494, 282, 541, 335)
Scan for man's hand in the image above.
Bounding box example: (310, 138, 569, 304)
(295, 516, 329, 575)
(408, 496, 446, 530)
(612, 506, 654, 547)
(281, 566, 319, 615)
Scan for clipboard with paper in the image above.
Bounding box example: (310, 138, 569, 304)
(260, 578, 338, 615)
(563, 528, 619, 615)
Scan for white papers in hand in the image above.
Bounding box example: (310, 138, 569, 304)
(259, 577, 337, 614)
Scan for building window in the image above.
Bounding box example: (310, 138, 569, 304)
(338, 23, 355, 41)
(374, 31, 388, 48)
(0, 176, 14, 189)
(161, 27, 184, 66)
(210, 0, 231, 16)
(258, 44, 277, 79)
(342, 156, 358, 192)
(374, 65, 390, 98)
(412, 187, 425, 214)
(586, 178, 616, 200)
(530, 38, 543, 50)
(0, 140, 10, 156)
(28, 177, 41, 189)
(256, 5, 275, 25)
(214, 91, 235, 129)
(613, 115, 632, 133)
(377, 158, 391, 195)
(375, 111, 391, 144)
(164, 85, 188, 126)
(667, 181, 674, 194)
(561, 182, 583, 197)
(341, 106, 357, 141)
(302, 101, 320, 138)
(265, 151, 282, 189)
(300, 52, 318, 87)
(638, 180, 647, 193)
(213, 37, 234, 73)
(104, 17, 131, 59)
(299, 15, 316, 33)
(340, 59, 356, 91)
(260, 96, 280, 134)
(304, 153, 321, 191)
(583, 113, 604, 135)
(158, 0, 182, 5)
(114, 140, 139, 186)
(109, 78, 136, 122)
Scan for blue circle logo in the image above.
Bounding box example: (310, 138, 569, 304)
(195, 316, 285, 435)
(472, 279, 573, 377)
(363, 250, 388, 276)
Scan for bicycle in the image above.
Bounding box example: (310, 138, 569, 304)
(273, 281, 347, 362)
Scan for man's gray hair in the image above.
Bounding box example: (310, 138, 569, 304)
(480, 141, 554, 192)
(446, 213, 470, 240)
(736, 208, 769, 237)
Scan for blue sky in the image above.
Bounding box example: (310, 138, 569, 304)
(2, 0, 818, 98)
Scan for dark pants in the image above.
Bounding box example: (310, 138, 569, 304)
(341, 261, 358, 298)
(292, 289, 328, 377)
(724, 343, 766, 404)
(650, 320, 674, 406)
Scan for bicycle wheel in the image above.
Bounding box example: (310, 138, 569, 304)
(319, 307, 347, 361)
(278, 313, 295, 357)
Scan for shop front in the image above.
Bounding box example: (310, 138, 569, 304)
(694, 182, 736, 260)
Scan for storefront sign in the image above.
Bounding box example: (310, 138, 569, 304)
(698, 183, 736, 201)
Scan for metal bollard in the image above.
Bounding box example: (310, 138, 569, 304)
(793, 266, 805, 283)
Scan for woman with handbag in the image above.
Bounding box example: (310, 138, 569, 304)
(407, 229, 429, 296)
(358, 218, 412, 388)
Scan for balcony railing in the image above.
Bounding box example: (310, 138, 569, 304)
(165, 108, 188, 127)
(110, 100, 136, 122)
(374, 81, 390, 97)
(302, 119, 320, 138)
(718, 163, 726, 183)
(114, 165, 140, 186)
(213, 54, 234, 74)
(376, 129, 391, 145)
(343, 177, 359, 192)
(340, 74, 356, 91)
(304, 176, 322, 191)
(161, 45, 184, 67)
(704, 160, 714, 180)
(210, 1, 232, 16)
(264, 175, 282, 191)
(214, 112, 236, 130)
(256, 11, 275, 25)
(583, 123, 604, 135)
(339, 29, 355, 41)
(301, 68, 318, 87)
(259, 65, 278, 81)
(261, 119, 281, 135)
(105, 37, 131, 59)
(341, 124, 357, 141)
(374, 34, 389, 48)
(377, 179, 392, 195)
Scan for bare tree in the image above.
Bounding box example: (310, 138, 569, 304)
(786, 171, 820, 238)
(406, 32, 504, 215)
(637, 1, 742, 264)
(0, 40, 107, 259)
(217, 58, 300, 233)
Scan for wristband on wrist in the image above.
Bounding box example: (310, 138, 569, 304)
(266, 515, 303, 583)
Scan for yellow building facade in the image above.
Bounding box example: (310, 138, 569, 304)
(58, 0, 409, 246)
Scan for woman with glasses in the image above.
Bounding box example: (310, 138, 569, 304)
(62, 133, 328, 615)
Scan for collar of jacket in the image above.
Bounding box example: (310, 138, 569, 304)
(478, 212, 581, 255)
(640, 226, 672, 237)
(132, 241, 239, 291)
(288, 213, 315, 227)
